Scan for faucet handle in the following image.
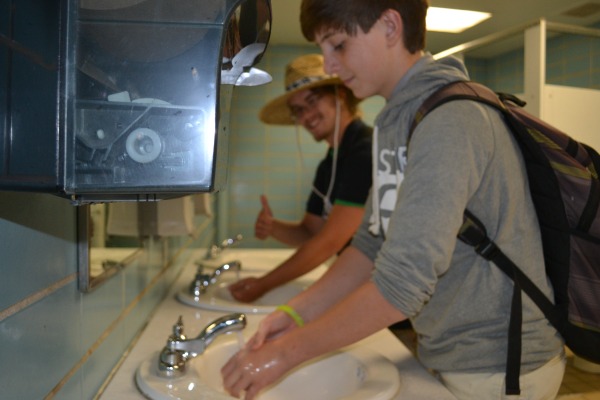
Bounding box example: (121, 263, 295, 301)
(220, 233, 243, 249)
(171, 316, 186, 340)
(203, 244, 221, 260)
(189, 272, 211, 297)
(202, 234, 243, 260)
(165, 313, 247, 361)
(194, 261, 205, 274)
(158, 316, 188, 378)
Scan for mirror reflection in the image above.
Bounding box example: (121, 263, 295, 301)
(90, 203, 143, 277)
(78, 194, 213, 292)
(78, 203, 145, 292)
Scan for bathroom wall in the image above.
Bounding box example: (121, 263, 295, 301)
(0, 191, 214, 399)
(224, 45, 385, 248)
(465, 25, 600, 93)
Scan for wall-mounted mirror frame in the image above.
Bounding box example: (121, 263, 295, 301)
(77, 204, 143, 292)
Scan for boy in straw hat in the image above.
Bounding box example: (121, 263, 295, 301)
(228, 53, 373, 303)
(222, 1, 564, 399)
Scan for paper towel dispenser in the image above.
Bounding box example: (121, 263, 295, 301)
(0, 0, 271, 204)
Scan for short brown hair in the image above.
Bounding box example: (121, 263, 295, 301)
(300, 0, 428, 54)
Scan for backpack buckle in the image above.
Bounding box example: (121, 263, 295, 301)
(474, 237, 499, 260)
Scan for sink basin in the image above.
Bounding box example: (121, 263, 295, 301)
(200, 249, 296, 271)
(176, 278, 310, 314)
(136, 340, 401, 400)
(177, 249, 327, 314)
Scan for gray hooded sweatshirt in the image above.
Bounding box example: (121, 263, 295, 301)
(352, 54, 563, 374)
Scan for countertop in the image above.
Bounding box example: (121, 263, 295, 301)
(100, 249, 456, 400)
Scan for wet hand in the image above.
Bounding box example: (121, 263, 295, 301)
(255, 195, 274, 240)
(221, 341, 290, 400)
(246, 309, 299, 350)
(229, 277, 266, 303)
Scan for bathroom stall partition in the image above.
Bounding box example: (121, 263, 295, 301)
(435, 19, 600, 151)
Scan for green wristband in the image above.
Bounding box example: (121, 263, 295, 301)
(276, 304, 305, 327)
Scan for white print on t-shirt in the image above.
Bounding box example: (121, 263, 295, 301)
(372, 146, 406, 233)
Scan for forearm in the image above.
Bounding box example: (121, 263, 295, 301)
(260, 220, 354, 289)
(269, 219, 314, 247)
(259, 244, 332, 289)
(281, 281, 406, 366)
(221, 251, 397, 399)
(288, 246, 374, 323)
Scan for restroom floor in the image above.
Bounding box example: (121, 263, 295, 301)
(388, 325, 600, 400)
(556, 347, 600, 400)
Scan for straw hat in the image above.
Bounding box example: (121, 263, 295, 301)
(259, 54, 344, 125)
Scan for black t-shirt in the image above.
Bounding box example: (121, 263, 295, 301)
(306, 119, 373, 219)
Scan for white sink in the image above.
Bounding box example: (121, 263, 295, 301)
(200, 249, 295, 271)
(176, 249, 325, 314)
(136, 340, 401, 400)
(176, 277, 310, 314)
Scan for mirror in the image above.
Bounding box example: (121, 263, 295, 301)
(78, 194, 211, 292)
(78, 204, 144, 292)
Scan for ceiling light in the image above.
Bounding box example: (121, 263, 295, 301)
(427, 7, 492, 33)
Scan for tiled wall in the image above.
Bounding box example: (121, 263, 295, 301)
(546, 30, 600, 89)
(465, 48, 525, 94)
(223, 45, 385, 248)
(466, 27, 600, 93)
(0, 191, 214, 399)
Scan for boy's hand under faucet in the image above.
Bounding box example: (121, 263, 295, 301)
(221, 308, 301, 399)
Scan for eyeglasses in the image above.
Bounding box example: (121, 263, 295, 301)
(289, 92, 323, 120)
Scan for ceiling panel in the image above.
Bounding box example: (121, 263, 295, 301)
(268, 0, 600, 57)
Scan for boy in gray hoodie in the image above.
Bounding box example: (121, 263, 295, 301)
(222, 1, 565, 399)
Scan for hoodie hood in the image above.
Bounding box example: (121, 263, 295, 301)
(375, 54, 469, 131)
(368, 54, 469, 236)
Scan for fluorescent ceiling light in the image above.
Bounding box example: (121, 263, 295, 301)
(427, 7, 492, 33)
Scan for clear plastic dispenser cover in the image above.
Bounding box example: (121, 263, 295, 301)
(63, 0, 271, 203)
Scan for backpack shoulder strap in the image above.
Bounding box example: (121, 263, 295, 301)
(459, 211, 558, 322)
(459, 210, 556, 395)
(409, 81, 508, 141)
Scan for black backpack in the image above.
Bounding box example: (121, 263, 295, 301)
(409, 81, 600, 395)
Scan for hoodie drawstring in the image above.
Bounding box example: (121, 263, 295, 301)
(369, 125, 381, 235)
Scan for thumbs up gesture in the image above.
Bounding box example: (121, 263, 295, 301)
(255, 195, 274, 240)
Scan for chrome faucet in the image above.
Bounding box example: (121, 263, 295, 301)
(189, 260, 242, 297)
(158, 313, 246, 378)
(205, 234, 243, 260)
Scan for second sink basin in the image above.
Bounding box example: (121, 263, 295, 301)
(136, 340, 401, 400)
(176, 278, 310, 313)
(177, 249, 328, 314)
